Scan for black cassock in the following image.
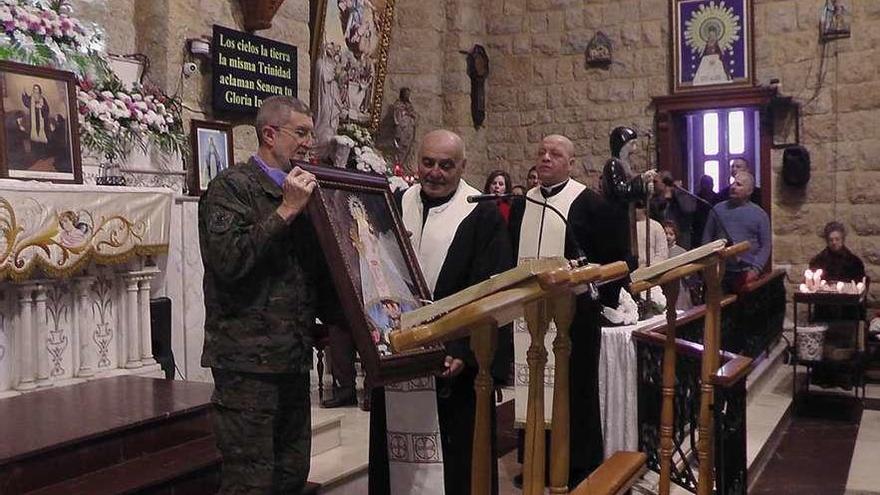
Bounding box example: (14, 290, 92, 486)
(369, 192, 514, 495)
(509, 181, 635, 485)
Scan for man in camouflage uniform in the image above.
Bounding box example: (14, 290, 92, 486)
(199, 96, 332, 494)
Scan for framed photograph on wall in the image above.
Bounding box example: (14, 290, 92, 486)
(671, 0, 754, 93)
(0, 61, 82, 184)
(302, 164, 445, 385)
(310, 0, 396, 144)
(189, 119, 233, 195)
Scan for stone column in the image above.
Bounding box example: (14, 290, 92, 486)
(123, 274, 142, 369)
(138, 274, 156, 366)
(74, 277, 96, 377)
(15, 284, 37, 391)
(34, 284, 51, 387)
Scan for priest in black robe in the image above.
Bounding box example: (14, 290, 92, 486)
(369, 129, 514, 495)
(509, 133, 645, 486)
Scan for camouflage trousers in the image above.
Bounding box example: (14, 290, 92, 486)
(211, 369, 312, 495)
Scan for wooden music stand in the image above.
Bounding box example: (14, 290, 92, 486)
(629, 240, 749, 495)
(390, 259, 630, 495)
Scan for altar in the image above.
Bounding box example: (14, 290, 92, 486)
(0, 179, 174, 397)
(598, 313, 670, 459)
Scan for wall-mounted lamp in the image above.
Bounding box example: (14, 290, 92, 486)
(187, 37, 211, 59)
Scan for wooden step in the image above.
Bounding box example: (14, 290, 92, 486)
(0, 376, 214, 494)
(24, 436, 220, 495)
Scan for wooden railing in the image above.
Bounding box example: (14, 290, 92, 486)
(391, 242, 754, 495)
(676, 270, 787, 358)
(634, 303, 753, 495)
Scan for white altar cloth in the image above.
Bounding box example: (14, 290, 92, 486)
(598, 312, 674, 459)
(0, 179, 172, 280)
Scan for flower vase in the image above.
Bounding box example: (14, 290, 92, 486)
(333, 141, 352, 168)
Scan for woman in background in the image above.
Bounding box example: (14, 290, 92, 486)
(483, 169, 512, 224)
(809, 221, 865, 283)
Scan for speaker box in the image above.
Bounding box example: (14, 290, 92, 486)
(150, 297, 175, 379)
(782, 145, 811, 187)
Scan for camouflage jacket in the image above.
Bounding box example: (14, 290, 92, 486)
(199, 158, 332, 374)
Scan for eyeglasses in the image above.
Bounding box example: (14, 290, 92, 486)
(271, 125, 314, 140)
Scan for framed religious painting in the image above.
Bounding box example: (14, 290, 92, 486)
(188, 119, 234, 196)
(310, 0, 396, 143)
(302, 163, 445, 385)
(671, 0, 754, 93)
(0, 61, 82, 184)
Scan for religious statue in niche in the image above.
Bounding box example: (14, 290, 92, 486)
(390, 87, 418, 167)
(820, 0, 851, 41)
(463, 44, 488, 129)
(585, 31, 612, 68)
(673, 0, 753, 92)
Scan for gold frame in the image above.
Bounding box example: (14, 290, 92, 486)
(310, 0, 396, 133)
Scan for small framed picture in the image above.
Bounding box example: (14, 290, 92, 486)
(0, 61, 82, 184)
(302, 164, 445, 385)
(671, 0, 754, 93)
(189, 119, 233, 195)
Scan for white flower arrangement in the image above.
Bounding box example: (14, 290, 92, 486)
(0, 0, 102, 77)
(333, 122, 411, 191)
(353, 145, 387, 175)
(0, 0, 186, 163)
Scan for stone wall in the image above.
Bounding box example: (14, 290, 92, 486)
(74, 0, 880, 304)
(757, 1, 880, 303)
(75, 0, 311, 166)
(382, 0, 490, 186)
(388, 0, 880, 303)
(481, 0, 669, 189)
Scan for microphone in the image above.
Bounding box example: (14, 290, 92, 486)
(467, 193, 589, 267)
(672, 184, 733, 247)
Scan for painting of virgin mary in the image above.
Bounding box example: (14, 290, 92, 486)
(673, 0, 753, 92)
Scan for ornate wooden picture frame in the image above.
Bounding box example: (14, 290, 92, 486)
(302, 164, 445, 384)
(671, 0, 754, 93)
(310, 0, 396, 138)
(0, 61, 82, 184)
(188, 119, 234, 196)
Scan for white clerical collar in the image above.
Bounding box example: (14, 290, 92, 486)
(540, 179, 570, 198)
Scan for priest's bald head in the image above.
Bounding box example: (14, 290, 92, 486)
(536, 134, 575, 186)
(418, 129, 467, 199)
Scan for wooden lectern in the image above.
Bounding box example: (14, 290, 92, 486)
(390, 258, 632, 495)
(628, 240, 749, 495)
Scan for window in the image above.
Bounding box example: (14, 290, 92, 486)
(686, 107, 760, 193)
